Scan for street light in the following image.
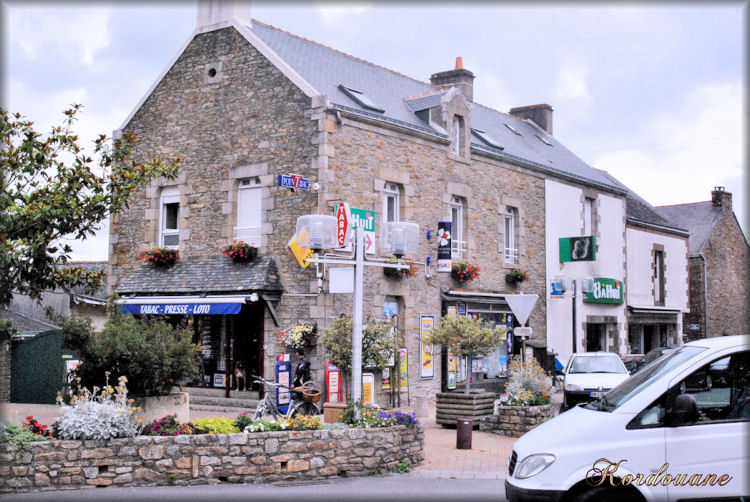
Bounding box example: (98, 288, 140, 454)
(296, 216, 420, 414)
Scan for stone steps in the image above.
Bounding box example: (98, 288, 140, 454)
(189, 403, 258, 414)
(185, 387, 259, 399)
(190, 394, 260, 408)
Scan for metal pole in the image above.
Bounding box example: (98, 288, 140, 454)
(352, 226, 364, 416)
(572, 279, 578, 354)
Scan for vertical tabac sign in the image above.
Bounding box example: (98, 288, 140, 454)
(335, 202, 351, 248)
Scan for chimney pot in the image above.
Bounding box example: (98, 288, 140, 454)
(430, 59, 475, 102)
(711, 186, 732, 211)
(455, 57, 463, 70)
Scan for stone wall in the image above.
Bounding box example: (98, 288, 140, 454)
(480, 403, 554, 437)
(0, 425, 423, 493)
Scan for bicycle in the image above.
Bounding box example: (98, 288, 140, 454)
(250, 375, 321, 421)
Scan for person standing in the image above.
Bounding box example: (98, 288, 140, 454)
(292, 348, 311, 388)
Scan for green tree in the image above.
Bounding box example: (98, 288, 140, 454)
(0, 104, 179, 307)
(55, 309, 196, 396)
(320, 315, 398, 398)
(426, 315, 506, 393)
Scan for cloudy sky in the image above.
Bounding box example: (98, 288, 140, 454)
(2, 1, 746, 260)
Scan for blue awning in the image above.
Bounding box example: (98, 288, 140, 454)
(116, 295, 250, 315)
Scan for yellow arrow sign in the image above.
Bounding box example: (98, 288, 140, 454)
(287, 231, 313, 268)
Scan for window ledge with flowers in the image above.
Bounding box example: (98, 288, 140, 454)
(139, 247, 179, 267)
(222, 241, 258, 262)
(480, 358, 554, 437)
(451, 261, 480, 283)
(383, 257, 417, 279)
(505, 268, 528, 285)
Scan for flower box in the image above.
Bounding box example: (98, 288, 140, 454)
(278, 322, 317, 350)
(451, 261, 480, 282)
(221, 241, 258, 262)
(505, 268, 528, 284)
(383, 257, 417, 279)
(139, 247, 179, 267)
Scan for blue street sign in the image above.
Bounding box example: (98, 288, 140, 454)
(277, 174, 310, 191)
(119, 303, 242, 315)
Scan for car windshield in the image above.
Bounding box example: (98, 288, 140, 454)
(568, 355, 627, 374)
(598, 346, 707, 411)
(642, 348, 674, 365)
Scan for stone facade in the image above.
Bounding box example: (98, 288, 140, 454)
(702, 202, 750, 338)
(480, 403, 554, 437)
(0, 425, 423, 493)
(107, 24, 549, 404)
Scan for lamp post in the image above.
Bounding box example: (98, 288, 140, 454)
(296, 215, 420, 414)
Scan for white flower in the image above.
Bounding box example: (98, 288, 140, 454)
(437, 228, 451, 246)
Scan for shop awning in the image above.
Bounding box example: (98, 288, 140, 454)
(628, 305, 683, 324)
(117, 295, 250, 315)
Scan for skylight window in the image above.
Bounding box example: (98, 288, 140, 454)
(536, 134, 553, 146)
(338, 85, 384, 113)
(471, 129, 504, 150)
(504, 123, 522, 136)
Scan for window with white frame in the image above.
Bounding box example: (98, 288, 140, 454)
(450, 195, 466, 258)
(235, 177, 262, 247)
(654, 249, 665, 305)
(503, 207, 518, 264)
(452, 116, 461, 156)
(383, 182, 400, 223)
(160, 187, 180, 248)
(583, 197, 594, 235)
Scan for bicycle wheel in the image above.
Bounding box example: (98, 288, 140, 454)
(290, 401, 319, 418)
(253, 401, 266, 420)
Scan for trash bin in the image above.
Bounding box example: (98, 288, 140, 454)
(456, 417, 473, 450)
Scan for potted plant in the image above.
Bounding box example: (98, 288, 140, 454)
(278, 322, 316, 351)
(383, 256, 418, 279)
(139, 247, 179, 267)
(221, 241, 258, 262)
(451, 261, 480, 283)
(425, 314, 505, 426)
(505, 268, 528, 285)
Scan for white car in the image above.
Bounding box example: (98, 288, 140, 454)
(562, 352, 630, 411)
(505, 335, 750, 502)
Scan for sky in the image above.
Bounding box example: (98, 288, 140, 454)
(2, 1, 747, 260)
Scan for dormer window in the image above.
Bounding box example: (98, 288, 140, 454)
(339, 85, 384, 113)
(471, 128, 503, 150)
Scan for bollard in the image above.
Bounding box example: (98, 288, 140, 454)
(456, 417, 473, 449)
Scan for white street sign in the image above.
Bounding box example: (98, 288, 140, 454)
(505, 294, 538, 326)
(515, 327, 532, 339)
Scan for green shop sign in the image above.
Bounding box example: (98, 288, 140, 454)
(559, 236, 596, 262)
(584, 278, 623, 304)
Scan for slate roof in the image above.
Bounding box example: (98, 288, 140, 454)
(0, 308, 60, 335)
(249, 20, 622, 192)
(115, 256, 282, 296)
(655, 202, 721, 255)
(598, 171, 687, 233)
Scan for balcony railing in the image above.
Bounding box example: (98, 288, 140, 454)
(504, 247, 518, 264)
(451, 239, 466, 259)
(234, 226, 261, 248)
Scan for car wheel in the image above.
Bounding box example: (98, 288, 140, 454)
(573, 486, 643, 502)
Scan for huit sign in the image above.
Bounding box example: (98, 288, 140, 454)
(583, 278, 623, 304)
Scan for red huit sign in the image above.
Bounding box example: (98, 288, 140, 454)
(336, 203, 349, 247)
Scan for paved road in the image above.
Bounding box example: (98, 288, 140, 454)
(2, 472, 508, 502)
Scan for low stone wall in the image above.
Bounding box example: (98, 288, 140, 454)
(479, 404, 554, 437)
(0, 425, 423, 493)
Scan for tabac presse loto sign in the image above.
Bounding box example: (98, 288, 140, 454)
(120, 303, 242, 315)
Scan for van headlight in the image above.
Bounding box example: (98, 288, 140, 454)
(515, 454, 556, 479)
(565, 383, 582, 391)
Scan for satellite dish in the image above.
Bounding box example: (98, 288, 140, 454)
(505, 294, 538, 326)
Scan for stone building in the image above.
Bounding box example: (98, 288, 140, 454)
(107, 3, 685, 404)
(656, 187, 750, 340)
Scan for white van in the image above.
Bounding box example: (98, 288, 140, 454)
(505, 335, 749, 502)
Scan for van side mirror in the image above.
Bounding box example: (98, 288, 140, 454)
(668, 393, 698, 427)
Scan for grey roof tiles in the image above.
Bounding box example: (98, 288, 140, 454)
(655, 202, 721, 254)
(115, 256, 282, 296)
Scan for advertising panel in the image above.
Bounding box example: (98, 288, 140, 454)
(437, 221, 452, 273)
(583, 277, 624, 304)
(419, 315, 434, 378)
(398, 348, 409, 391)
(559, 236, 596, 262)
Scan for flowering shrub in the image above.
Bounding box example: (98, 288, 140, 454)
(23, 416, 53, 438)
(221, 241, 257, 262)
(0, 425, 51, 445)
(383, 256, 418, 279)
(284, 415, 322, 430)
(193, 416, 240, 434)
(499, 358, 553, 406)
(139, 247, 179, 266)
(242, 419, 284, 433)
(451, 261, 480, 282)
(53, 375, 143, 440)
(278, 322, 315, 351)
(341, 402, 419, 428)
(145, 414, 182, 436)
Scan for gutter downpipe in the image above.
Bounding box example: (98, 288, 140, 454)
(572, 279, 578, 354)
(701, 253, 708, 339)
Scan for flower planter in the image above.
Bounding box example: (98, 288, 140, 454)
(479, 402, 554, 437)
(435, 392, 495, 427)
(505, 274, 524, 285)
(222, 242, 258, 262)
(139, 248, 179, 267)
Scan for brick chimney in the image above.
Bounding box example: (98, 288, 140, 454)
(430, 57, 475, 102)
(711, 186, 732, 211)
(197, 0, 252, 30)
(509, 104, 554, 135)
